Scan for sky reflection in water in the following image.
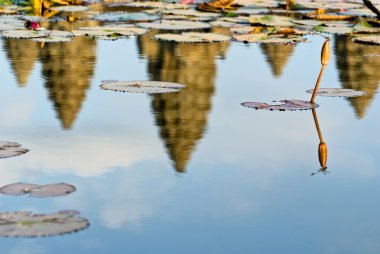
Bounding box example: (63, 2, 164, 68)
(0, 30, 380, 254)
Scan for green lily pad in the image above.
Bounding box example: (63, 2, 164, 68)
(137, 20, 211, 31)
(1, 29, 50, 39)
(32, 30, 73, 43)
(93, 12, 160, 22)
(73, 26, 148, 37)
(49, 5, 89, 12)
(314, 25, 353, 34)
(306, 88, 366, 97)
(0, 211, 89, 237)
(352, 35, 380, 45)
(233, 33, 307, 44)
(249, 15, 295, 27)
(153, 32, 231, 43)
(241, 100, 319, 111)
(161, 9, 221, 19)
(0, 141, 28, 159)
(100, 81, 185, 94)
(124, 2, 189, 10)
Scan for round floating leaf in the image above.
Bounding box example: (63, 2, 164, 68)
(306, 88, 366, 97)
(352, 35, 380, 45)
(0, 183, 41, 196)
(241, 100, 319, 111)
(0, 211, 89, 237)
(0, 141, 28, 159)
(124, 2, 189, 9)
(73, 26, 148, 37)
(1, 29, 50, 39)
(49, 5, 89, 12)
(100, 81, 185, 94)
(93, 12, 159, 22)
(153, 32, 231, 43)
(162, 15, 214, 22)
(354, 22, 380, 34)
(0, 183, 76, 197)
(161, 9, 221, 19)
(314, 25, 353, 34)
(234, 8, 269, 15)
(249, 15, 295, 27)
(137, 20, 211, 31)
(32, 30, 74, 43)
(29, 183, 76, 198)
(233, 33, 307, 44)
(210, 20, 247, 28)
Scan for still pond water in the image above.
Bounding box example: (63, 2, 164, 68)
(0, 22, 380, 253)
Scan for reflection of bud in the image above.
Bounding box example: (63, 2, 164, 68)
(321, 38, 330, 66)
(318, 142, 328, 169)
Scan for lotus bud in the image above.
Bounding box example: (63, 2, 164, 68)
(321, 37, 330, 66)
(318, 142, 328, 169)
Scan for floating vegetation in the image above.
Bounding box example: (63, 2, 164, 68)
(153, 32, 231, 43)
(291, 20, 352, 27)
(314, 26, 353, 35)
(249, 15, 295, 27)
(49, 6, 89, 12)
(233, 33, 307, 44)
(0, 141, 28, 159)
(352, 35, 380, 45)
(124, 2, 189, 10)
(73, 26, 148, 37)
(219, 16, 250, 25)
(32, 30, 74, 43)
(210, 20, 247, 28)
(306, 88, 367, 98)
(353, 21, 380, 34)
(0, 182, 76, 197)
(1, 29, 50, 39)
(0, 211, 89, 237)
(241, 100, 319, 111)
(137, 20, 211, 30)
(93, 12, 160, 22)
(233, 8, 269, 15)
(100, 81, 185, 94)
(161, 9, 221, 19)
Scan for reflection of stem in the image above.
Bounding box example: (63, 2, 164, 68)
(312, 108, 323, 143)
(310, 65, 326, 103)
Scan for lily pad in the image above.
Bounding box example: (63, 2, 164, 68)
(306, 88, 366, 97)
(32, 30, 74, 43)
(93, 12, 160, 22)
(314, 25, 353, 35)
(0, 182, 76, 197)
(0, 183, 41, 196)
(233, 33, 307, 44)
(0, 141, 28, 159)
(153, 32, 231, 43)
(100, 81, 185, 94)
(249, 15, 295, 27)
(124, 2, 189, 10)
(73, 26, 148, 37)
(352, 35, 380, 45)
(210, 20, 247, 28)
(1, 29, 50, 39)
(0, 211, 89, 237)
(137, 20, 211, 31)
(161, 9, 221, 19)
(241, 100, 319, 111)
(49, 6, 89, 12)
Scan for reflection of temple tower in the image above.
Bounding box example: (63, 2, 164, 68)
(137, 30, 229, 172)
(334, 35, 380, 119)
(260, 44, 295, 77)
(3, 39, 39, 87)
(39, 21, 97, 129)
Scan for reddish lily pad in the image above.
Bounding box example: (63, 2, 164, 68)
(0, 141, 28, 159)
(241, 100, 319, 111)
(0, 183, 76, 197)
(100, 81, 185, 94)
(0, 183, 41, 196)
(0, 211, 89, 237)
(306, 88, 366, 97)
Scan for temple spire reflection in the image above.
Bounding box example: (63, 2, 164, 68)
(138, 30, 229, 172)
(259, 43, 296, 77)
(334, 35, 380, 119)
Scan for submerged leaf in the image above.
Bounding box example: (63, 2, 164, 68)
(100, 81, 185, 94)
(0, 141, 28, 159)
(0, 211, 89, 237)
(0, 182, 76, 197)
(306, 88, 366, 97)
(241, 100, 319, 111)
(153, 32, 231, 43)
